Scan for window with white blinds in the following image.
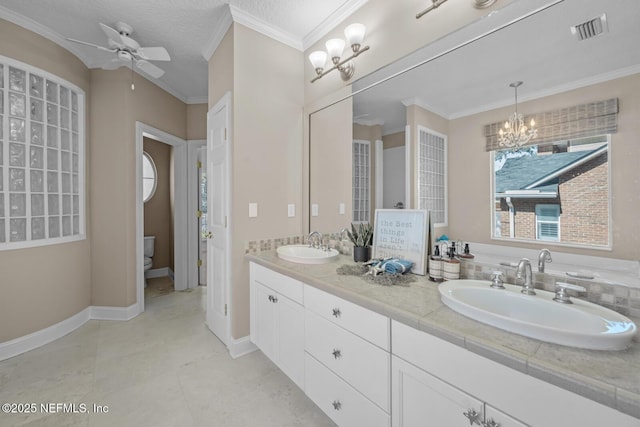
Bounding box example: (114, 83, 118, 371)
(0, 56, 85, 250)
(352, 140, 370, 223)
(417, 126, 447, 226)
(536, 204, 560, 241)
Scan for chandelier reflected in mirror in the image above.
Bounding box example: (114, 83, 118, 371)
(498, 81, 537, 147)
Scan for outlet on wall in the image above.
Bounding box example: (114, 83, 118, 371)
(311, 204, 319, 217)
(339, 203, 345, 215)
(287, 204, 295, 217)
(249, 203, 258, 218)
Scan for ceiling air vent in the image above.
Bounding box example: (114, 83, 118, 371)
(571, 13, 608, 41)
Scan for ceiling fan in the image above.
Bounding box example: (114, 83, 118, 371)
(67, 22, 170, 79)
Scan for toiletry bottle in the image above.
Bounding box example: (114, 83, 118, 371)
(442, 246, 460, 280)
(429, 246, 443, 282)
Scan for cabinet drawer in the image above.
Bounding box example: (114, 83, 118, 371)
(305, 309, 390, 412)
(304, 284, 390, 350)
(251, 262, 303, 304)
(305, 353, 390, 427)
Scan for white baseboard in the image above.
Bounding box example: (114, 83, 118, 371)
(228, 336, 258, 359)
(0, 303, 140, 361)
(0, 308, 90, 361)
(90, 303, 140, 321)
(146, 267, 173, 279)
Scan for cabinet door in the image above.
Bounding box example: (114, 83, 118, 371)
(484, 405, 528, 427)
(392, 355, 484, 427)
(277, 293, 305, 389)
(252, 281, 278, 362)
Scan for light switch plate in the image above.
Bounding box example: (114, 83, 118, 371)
(311, 204, 319, 217)
(249, 203, 258, 218)
(339, 203, 345, 215)
(287, 204, 295, 217)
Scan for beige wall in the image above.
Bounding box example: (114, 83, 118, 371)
(208, 27, 234, 109)
(0, 19, 91, 342)
(186, 103, 207, 140)
(383, 131, 405, 149)
(143, 137, 173, 270)
(90, 67, 187, 307)
(448, 73, 640, 260)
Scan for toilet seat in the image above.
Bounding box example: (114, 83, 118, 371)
(144, 257, 152, 268)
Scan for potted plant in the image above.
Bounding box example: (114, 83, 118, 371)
(347, 222, 374, 262)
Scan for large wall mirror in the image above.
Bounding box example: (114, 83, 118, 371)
(309, 0, 640, 256)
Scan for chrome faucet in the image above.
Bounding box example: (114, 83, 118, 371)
(339, 228, 349, 242)
(516, 258, 536, 295)
(307, 231, 323, 249)
(538, 248, 552, 273)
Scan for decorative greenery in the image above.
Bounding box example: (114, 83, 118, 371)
(347, 222, 374, 247)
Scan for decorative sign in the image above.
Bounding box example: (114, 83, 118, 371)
(372, 209, 429, 275)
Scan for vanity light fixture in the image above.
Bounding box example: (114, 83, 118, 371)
(309, 23, 369, 83)
(417, 0, 497, 19)
(498, 81, 537, 148)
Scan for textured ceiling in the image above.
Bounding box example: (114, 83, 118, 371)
(0, 0, 361, 103)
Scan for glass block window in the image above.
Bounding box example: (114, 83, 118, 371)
(352, 140, 370, 223)
(417, 126, 447, 227)
(0, 56, 85, 250)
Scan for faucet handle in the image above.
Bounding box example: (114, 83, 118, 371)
(553, 282, 586, 304)
(490, 271, 505, 289)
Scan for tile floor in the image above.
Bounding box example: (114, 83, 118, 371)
(0, 279, 335, 427)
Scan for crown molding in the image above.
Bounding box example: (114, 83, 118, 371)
(302, 0, 370, 51)
(354, 117, 384, 127)
(402, 97, 449, 120)
(186, 96, 208, 105)
(229, 4, 302, 51)
(201, 5, 234, 61)
(449, 64, 640, 120)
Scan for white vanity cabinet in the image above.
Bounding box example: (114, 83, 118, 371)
(249, 263, 305, 389)
(392, 320, 638, 427)
(304, 284, 391, 427)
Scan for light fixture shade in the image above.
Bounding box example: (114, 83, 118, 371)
(325, 38, 346, 59)
(344, 23, 366, 46)
(308, 51, 327, 70)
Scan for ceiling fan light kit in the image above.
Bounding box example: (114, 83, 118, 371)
(67, 21, 171, 87)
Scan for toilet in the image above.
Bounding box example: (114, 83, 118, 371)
(143, 235, 155, 287)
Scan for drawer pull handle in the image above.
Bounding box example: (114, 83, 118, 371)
(332, 400, 342, 411)
(463, 408, 481, 425)
(481, 419, 501, 427)
(332, 349, 342, 359)
(332, 308, 341, 318)
(268, 295, 278, 303)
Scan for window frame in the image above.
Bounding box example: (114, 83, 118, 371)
(535, 204, 561, 242)
(352, 139, 371, 223)
(142, 151, 157, 203)
(416, 125, 448, 227)
(0, 55, 86, 251)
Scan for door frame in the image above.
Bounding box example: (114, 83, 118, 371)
(187, 139, 206, 289)
(135, 122, 188, 314)
(206, 91, 232, 347)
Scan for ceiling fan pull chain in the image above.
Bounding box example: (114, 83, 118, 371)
(131, 57, 135, 90)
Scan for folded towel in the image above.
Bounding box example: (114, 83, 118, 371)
(381, 258, 414, 274)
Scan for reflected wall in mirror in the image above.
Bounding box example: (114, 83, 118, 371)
(307, 0, 639, 257)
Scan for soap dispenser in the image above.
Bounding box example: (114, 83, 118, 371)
(442, 246, 460, 280)
(429, 245, 443, 282)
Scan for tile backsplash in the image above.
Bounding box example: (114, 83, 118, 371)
(245, 233, 354, 256)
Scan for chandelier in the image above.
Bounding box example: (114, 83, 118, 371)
(499, 81, 537, 148)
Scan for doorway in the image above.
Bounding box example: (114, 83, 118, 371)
(135, 122, 188, 315)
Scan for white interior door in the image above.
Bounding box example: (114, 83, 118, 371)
(206, 95, 230, 345)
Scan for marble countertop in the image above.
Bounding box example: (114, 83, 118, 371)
(246, 251, 640, 420)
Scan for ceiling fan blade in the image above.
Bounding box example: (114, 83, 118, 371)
(101, 58, 126, 71)
(99, 23, 125, 47)
(67, 38, 116, 53)
(137, 47, 170, 61)
(135, 59, 165, 78)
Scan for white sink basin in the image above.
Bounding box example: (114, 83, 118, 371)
(439, 280, 637, 350)
(276, 245, 340, 264)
